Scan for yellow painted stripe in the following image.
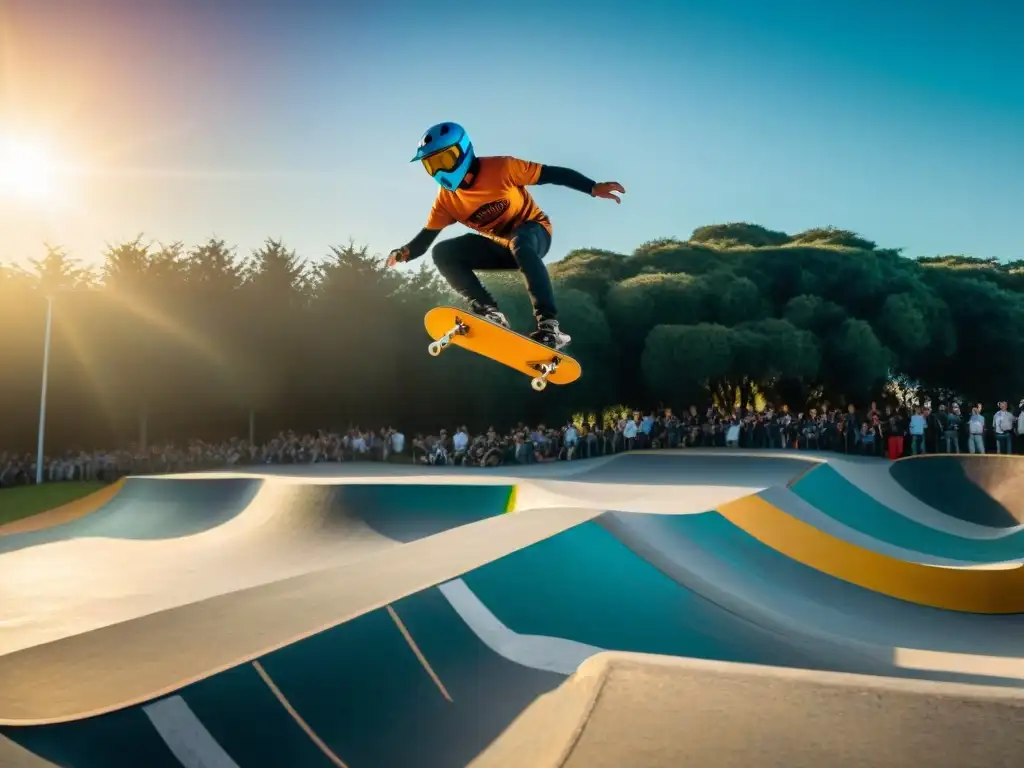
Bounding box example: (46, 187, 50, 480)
(0, 477, 126, 537)
(716, 494, 1024, 614)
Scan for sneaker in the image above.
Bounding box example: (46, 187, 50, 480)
(530, 318, 571, 350)
(470, 301, 510, 328)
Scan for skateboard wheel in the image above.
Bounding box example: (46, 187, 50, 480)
(428, 341, 442, 357)
(531, 377, 547, 391)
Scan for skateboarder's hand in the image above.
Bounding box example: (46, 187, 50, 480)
(591, 181, 625, 203)
(386, 247, 410, 267)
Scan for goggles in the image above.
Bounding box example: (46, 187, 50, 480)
(420, 144, 463, 177)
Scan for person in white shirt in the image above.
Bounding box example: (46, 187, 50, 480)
(622, 416, 638, 450)
(390, 429, 405, 455)
(967, 405, 986, 454)
(452, 427, 469, 464)
(992, 401, 1015, 454)
(564, 423, 578, 445)
(725, 420, 741, 448)
(908, 407, 927, 455)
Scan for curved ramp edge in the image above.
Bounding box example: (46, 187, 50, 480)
(890, 455, 1024, 529)
(716, 493, 1024, 614)
(0, 478, 126, 537)
(757, 485, 1019, 566)
(819, 458, 1016, 539)
(792, 463, 1024, 559)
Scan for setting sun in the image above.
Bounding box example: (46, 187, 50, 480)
(0, 136, 60, 203)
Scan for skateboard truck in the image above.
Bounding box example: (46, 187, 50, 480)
(529, 356, 561, 391)
(428, 316, 469, 357)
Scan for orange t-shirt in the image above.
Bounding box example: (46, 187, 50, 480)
(424, 156, 552, 245)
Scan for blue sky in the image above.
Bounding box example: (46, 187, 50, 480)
(2, 0, 1021, 269)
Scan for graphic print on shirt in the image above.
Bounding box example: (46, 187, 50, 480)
(466, 199, 511, 229)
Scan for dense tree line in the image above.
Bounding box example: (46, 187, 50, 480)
(1, 222, 1021, 451)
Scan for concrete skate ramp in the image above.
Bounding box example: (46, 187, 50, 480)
(0, 480, 518, 656)
(599, 509, 1024, 675)
(890, 455, 1024, 528)
(0, 477, 264, 555)
(243, 482, 517, 542)
(474, 654, 1024, 768)
(791, 463, 1024, 562)
(4, 503, 1024, 767)
(4, 453, 1024, 767)
(570, 451, 815, 487)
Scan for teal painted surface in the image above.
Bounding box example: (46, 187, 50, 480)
(340, 483, 514, 542)
(164, 662, 331, 767)
(791, 465, 1024, 562)
(0, 707, 182, 768)
(252, 589, 560, 767)
(462, 519, 810, 663)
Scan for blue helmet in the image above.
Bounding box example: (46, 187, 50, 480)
(411, 122, 474, 191)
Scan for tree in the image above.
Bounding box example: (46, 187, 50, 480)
(2, 219, 1020, 451)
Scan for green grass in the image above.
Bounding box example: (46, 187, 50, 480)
(0, 481, 106, 526)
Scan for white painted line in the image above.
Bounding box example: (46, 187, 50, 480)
(895, 647, 1024, 681)
(143, 695, 240, 768)
(438, 578, 602, 675)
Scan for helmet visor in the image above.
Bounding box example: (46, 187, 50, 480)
(420, 145, 463, 177)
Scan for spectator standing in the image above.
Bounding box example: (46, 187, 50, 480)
(452, 426, 470, 463)
(390, 428, 405, 455)
(843, 405, 858, 454)
(943, 404, 962, 453)
(622, 414, 638, 450)
(725, 418, 741, 448)
(967, 405, 986, 454)
(883, 406, 905, 460)
(908, 407, 927, 455)
(993, 401, 1015, 454)
(563, 422, 579, 459)
(925, 406, 943, 454)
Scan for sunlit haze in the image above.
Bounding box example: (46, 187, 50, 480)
(1, 0, 1021, 268)
(0, 135, 62, 203)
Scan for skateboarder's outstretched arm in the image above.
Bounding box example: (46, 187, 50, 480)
(534, 165, 625, 203)
(387, 227, 440, 265)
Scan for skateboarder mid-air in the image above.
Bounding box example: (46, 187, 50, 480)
(386, 122, 625, 350)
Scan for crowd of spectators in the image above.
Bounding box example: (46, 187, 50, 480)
(3, 399, 1023, 488)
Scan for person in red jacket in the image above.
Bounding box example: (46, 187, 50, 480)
(386, 121, 625, 350)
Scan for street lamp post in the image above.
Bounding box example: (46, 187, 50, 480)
(35, 295, 53, 485)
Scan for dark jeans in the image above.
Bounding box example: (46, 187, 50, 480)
(431, 221, 556, 323)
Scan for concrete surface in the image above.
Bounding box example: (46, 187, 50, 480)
(1, 449, 1022, 767)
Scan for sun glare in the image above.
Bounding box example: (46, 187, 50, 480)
(0, 137, 60, 203)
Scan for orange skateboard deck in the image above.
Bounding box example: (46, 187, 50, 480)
(424, 305, 582, 391)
